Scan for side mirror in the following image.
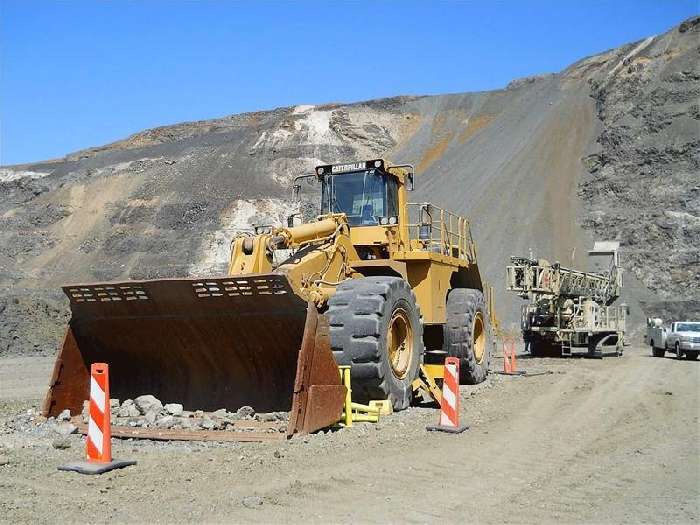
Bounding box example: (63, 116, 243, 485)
(292, 184, 301, 202)
(408, 171, 415, 191)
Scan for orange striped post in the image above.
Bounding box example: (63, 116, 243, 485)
(503, 338, 517, 374)
(426, 357, 468, 433)
(87, 363, 112, 462)
(58, 363, 136, 475)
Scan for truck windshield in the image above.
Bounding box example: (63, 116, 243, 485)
(321, 170, 398, 226)
(676, 323, 700, 332)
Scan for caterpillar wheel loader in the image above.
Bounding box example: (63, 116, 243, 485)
(43, 159, 496, 435)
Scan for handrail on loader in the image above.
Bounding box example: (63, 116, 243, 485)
(406, 202, 476, 262)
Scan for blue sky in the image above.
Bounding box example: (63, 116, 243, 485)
(1, 1, 697, 165)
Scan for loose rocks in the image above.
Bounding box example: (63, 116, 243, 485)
(156, 415, 176, 428)
(106, 396, 287, 433)
(52, 437, 72, 449)
(164, 403, 183, 416)
(201, 418, 216, 430)
(135, 395, 163, 415)
(236, 406, 255, 419)
(54, 422, 77, 436)
(117, 399, 140, 418)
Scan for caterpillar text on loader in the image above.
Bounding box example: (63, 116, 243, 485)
(44, 159, 496, 435)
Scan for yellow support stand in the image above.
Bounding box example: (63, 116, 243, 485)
(337, 366, 385, 426)
(368, 400, 393, 416)
(339, 366, 353, 427)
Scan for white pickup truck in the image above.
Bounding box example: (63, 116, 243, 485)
(646, 318, 700, 360)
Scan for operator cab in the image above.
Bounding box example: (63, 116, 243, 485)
(316, 160, 400, 227)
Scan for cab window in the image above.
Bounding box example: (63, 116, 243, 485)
(321, 170, 398, 226)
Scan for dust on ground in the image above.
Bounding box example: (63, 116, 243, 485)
(1, 343, 698, 524)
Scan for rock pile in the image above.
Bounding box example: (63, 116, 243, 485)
(8, 407, 78, 442)
(79, 395, 288, 432)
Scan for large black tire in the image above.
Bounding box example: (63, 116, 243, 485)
(444, 288, 493, 384)
(327, 277, 423, 410)
(686, 351, 699, 361)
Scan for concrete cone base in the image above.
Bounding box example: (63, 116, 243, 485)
(426, 424, 469, 434)
(58, 459, 136, 475)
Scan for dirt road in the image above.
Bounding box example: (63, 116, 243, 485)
(1, 344, 698, 524)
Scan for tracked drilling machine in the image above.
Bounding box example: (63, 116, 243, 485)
(44, 159, 496, 435)
(506, 241, 627, 357)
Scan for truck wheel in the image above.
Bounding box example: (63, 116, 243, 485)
(327, 276, 423, 410)
(651, 343, 665, 358)
(444, 288, 493, 384)
(675, 342, 683, 360)
(686, 351, 699, 361)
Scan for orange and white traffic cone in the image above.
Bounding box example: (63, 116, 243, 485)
(503, 338, 517, 374)
(500, 338, 526, 376)
(426, 357, 469, 434)
(58, 363, 136, 475)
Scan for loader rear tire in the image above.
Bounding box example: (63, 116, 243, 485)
(444, 288, 493, 384)
(327, 277, 423, 410)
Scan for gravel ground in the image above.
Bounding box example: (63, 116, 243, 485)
(1, 342, 698, 524)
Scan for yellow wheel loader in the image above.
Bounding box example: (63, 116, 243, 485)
(43, 159, 496, 435)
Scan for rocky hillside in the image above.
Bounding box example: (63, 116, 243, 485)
(578, 16, 700, 320)
(1, 17, 698, 355)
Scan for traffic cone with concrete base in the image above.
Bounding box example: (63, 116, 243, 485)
(504, 338, 517, 374)
(58, 363, 136, 475)
(426, 357, 468, 434)
(500, 338, 526, 376)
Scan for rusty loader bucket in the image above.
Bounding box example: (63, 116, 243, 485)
(42, 274, 346, 436)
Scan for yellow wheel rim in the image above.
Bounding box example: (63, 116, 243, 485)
(473, 311, 485, 364)
(387, 308, 413, 379)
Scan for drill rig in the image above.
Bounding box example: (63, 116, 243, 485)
(506, 242, 627, 357)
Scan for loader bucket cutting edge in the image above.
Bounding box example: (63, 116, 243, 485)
(42, 274, 346, 436)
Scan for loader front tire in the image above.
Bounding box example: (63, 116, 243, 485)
(444, 288, 493, 384)
(327, 277, 423, 410)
